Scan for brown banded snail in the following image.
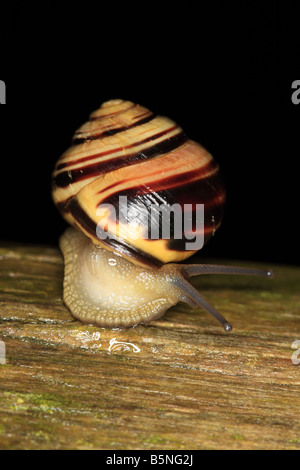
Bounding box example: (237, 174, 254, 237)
(52, 99, 273, 331)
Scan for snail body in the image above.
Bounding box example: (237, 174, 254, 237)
(52, 100, 272, 331)
(60, 227, 194, 327)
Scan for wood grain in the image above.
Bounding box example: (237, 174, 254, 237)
(0, 242, 299, 450)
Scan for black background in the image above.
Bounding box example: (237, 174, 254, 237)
(1, 2, 299, 266)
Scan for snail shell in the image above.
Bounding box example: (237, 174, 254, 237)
(52, 99, 226, 268)
(52, 100, 272, 330)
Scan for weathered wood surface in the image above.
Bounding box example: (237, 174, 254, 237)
(0, 242, 299, 450)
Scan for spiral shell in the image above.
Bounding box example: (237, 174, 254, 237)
(52, 99, 226, 267)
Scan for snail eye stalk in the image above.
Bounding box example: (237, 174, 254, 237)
(184, 264, 274, 279)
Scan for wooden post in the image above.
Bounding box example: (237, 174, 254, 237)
(0, 242, 299, 449)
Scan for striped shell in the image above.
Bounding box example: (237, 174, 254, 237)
(52, 99, 226, 267)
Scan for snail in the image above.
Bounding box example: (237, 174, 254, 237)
(52, 99, 273, 331)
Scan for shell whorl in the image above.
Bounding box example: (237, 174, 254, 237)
(52, 99, 226, 267)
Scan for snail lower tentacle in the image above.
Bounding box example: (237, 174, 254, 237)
(60, 228, 272, 331)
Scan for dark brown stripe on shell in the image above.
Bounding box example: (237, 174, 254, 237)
(100, 170, 225, 252)
(56, 125, 180, 171)
(55, 161, 222, 219)
(101, 160, 219, 196)
(54, 131, 188, 188)
(132, 110, 152, 120)
(56, 197, 72, 214)
(72, 113, 156, 144)
(102, 171, 225, 218)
